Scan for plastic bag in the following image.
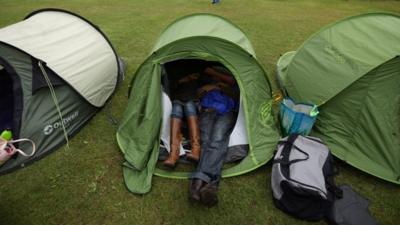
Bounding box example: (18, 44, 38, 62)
(0, 137, 36, 166)
(279, 98, 318, 136)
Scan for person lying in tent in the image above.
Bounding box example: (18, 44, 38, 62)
(188, 66, 239, 207)
(163, 70, 206, 168)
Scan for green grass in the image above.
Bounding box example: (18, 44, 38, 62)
(1, 1, 400, 224)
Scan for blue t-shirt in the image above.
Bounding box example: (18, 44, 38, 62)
(201, 90, 237, 115)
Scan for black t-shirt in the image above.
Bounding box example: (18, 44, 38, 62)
(165, 60, 237, 102)
(166, 59, 208, 101)
(171, 73, 212, 102)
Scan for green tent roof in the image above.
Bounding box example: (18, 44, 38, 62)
(278, 13, 400, 106)
(277, 13, 400, 184)
(152, 13, 256, 56)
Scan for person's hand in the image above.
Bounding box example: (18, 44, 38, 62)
(204, 67, 215, 75)
(178, 73, 199, 84)
(197, 84, 219, 97)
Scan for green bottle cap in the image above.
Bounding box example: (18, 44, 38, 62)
(1, 130, 13, 141)
(309, 105, 319, 117)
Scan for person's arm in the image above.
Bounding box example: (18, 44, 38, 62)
(197, 84, 220, 98)
(204, 67, 236, 85)
(178, 73, 200, 84)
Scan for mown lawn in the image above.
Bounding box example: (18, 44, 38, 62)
(1, 1, 400, 225)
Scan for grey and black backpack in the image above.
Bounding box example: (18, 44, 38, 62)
(271, 134, 342, 221)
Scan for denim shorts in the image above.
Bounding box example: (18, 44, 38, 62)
(171, 100, 198, 118)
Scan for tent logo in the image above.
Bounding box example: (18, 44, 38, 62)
(260, 101, 272, 125)
(43, 125, 54, 135)
(43, 111, 79, 135)
(324, 45, 346, 64)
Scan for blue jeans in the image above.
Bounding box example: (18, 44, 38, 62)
(190, 110, 236, 185)
(171, 100, 197, 118)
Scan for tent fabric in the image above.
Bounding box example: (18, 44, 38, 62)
(0, 42, 98, 174)
(0, 9, 119, 107)
(278, 13, 400, 106)
(277, 13, 400, 184)
(0, 9, 121, 174)
(152, 13, 256, 56)
(117, 14, 280, 194)
(314, 57, 400, 184)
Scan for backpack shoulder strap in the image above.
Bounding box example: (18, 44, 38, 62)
(274, 134, 299, 165)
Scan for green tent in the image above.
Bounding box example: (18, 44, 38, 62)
(277, 13, 400, 184)
(117, 13, 280, 194)
(0, 9, 123, 174)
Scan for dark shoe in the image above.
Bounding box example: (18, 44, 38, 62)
(200, 183, 218, 207)
(189, 179, 205, 202)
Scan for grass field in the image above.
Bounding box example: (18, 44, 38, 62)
(1, 1, 400, 225)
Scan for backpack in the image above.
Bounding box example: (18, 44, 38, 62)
(271, 134, 342, 221)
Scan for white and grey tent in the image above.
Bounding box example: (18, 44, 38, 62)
(0, 9, 124, 173)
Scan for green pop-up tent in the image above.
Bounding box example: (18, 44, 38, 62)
(277, 13, 400, 184)
(117, 13, 280, 194)
(0, 9, 124, 174)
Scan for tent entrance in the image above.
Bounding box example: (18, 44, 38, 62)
(159, 59, 249, 164)
(0, 65, 14, 132)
